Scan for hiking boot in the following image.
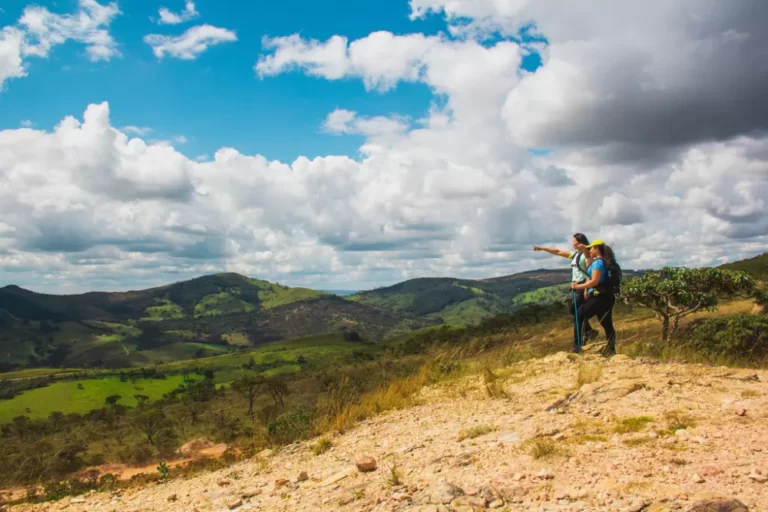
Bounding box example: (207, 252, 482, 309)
(599, 346, 616, 358)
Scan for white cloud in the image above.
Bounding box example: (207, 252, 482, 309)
(156, 1, 199, 25)
(0, 0, 120, 90)
(173, 135, 189, 144)
(145, 24, 237, 60)
(3, 2, 768, 292)
(19, 0, 121, 62)
(122, 126, 153, 136)
(0, 27, 26, 88)
(323, 109, 409, 139)
(20, 120, 33, 128)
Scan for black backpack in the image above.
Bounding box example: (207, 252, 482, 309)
(601, 259, 623, 296)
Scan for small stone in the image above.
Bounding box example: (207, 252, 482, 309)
(688, 498, 749, 512)
(428, 480, 465, 504)
(275, 478, 289, 488)
(218, 479, 232, 487)
(489, 499, 505, 509)
(736, 408, 747, 416)
(748, 472, 768, 483)
(297, 471, 309, 482)
(512, 472, 526, 481)
(227, 498, 243, 510)
(167, 494, 177, 502)
(71, 497, 86, 504)
(356, 456, 377, 472)
(536, 469, 555, 480)
(553, 432, 565, 441)
(241, 488, 261, 499)
(692, 474, 705, 483)
(674, 429, 689, 438)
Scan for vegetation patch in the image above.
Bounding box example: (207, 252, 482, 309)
(457, 424, 496, 441)
(312, 437, 333, 455)
(142, 300, 185, 321)
(613, 416, 655, 434)
(194, 292, 256, 317)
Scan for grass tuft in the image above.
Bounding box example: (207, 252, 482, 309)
(526, 438, 559, 460)
(613, 416, 655, 434)
(457, 424, 496, 442)
(312, 437, 333, 456)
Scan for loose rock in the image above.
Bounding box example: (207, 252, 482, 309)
(356, 456, 377, 472)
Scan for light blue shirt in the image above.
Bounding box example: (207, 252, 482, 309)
(587, 259, 606, 295)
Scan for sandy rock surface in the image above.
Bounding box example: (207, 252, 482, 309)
(8, 353, 768, 512)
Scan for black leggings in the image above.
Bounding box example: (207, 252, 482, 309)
(574, 293, 616, 351)
(569, 290, 595, 334)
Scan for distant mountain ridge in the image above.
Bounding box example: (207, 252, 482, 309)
(5, 252, 762, 373)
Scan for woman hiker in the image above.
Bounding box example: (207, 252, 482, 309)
(571, 240, 618, 357)
(532, 234, 598, 347)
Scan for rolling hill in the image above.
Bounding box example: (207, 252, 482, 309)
(0, 260, 657, 372)
(720, 252, 768, 281)
(347, 268, 646, 324)
(0, 274, 423, 371)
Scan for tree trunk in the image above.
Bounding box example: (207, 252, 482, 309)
(661, 315, 670, 342)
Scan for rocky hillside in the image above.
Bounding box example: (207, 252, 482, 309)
(10, 352, 766, 511)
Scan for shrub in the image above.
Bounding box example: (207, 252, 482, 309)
(689, 314, 768, 359)
(267, 410, 312, 445)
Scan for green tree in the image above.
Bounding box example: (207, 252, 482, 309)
(232, 374, 265, 416)
(621, 267, 755, 341)
(264, 376, 290, 407)
(104, 395, 122, 408)
(134, 394, 150, 410)
(48, 411, 64, 430)
(134, 410, 167, 446)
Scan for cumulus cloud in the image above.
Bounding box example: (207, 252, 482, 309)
(3, 1, 768, 292)
(0, 0, 120, 90)
(156, 1, 199, 25)
(145, 24, 237, 60)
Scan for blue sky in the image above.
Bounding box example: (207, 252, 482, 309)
(1, 0, 765, 294)
(0, 0, 440, 162)
(0, 0, 542, 163)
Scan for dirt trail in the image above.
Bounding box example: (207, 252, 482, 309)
(8, 353, 768, 512)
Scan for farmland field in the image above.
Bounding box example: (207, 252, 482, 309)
(0, 334, 377, 422)
(0, 375, 192, 422)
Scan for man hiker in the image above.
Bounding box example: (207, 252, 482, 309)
(532, 234, 598, 346)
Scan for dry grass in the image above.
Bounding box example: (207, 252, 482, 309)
(312, 437, 333, 456)
(525, 438, 561, 460)
(664, 410, 697, 432)
(742, 389, 760, 398)
(613, 416, 655, 434)
(623, 436, 655, 447)
(483, 368, 509, 399)
(457, 424, 496, 442)
(576, 363, 603, 387)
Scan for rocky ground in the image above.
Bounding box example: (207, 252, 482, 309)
(7, 352, 768, 512)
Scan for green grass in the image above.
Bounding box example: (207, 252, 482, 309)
(194, 292, 256, 317)
(142, 300, 185, 321)
(165, 330, 197, 339)
(250, 279, 326, 309)
(513, 284, 570, 306)
(222, 333, 250, 346)
(426, 298, 499, 325)
(0, 375, 193, 422)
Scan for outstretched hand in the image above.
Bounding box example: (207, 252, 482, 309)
(532, 246, 543, 252)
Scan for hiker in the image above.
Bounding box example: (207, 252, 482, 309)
(532, 234, 598, 343)
(571, 239, 618, 357)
